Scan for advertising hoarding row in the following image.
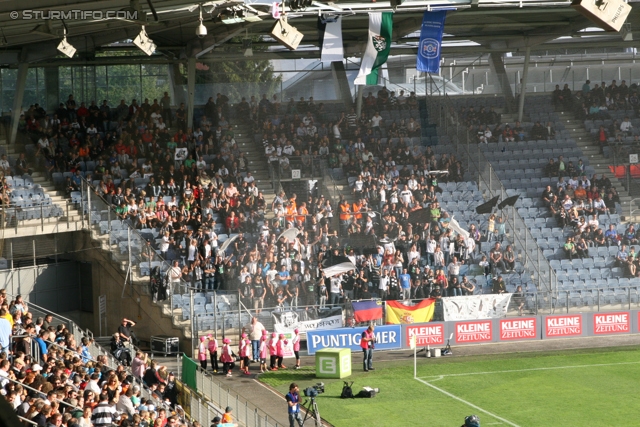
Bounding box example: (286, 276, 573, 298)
(306, 311, 640, 354)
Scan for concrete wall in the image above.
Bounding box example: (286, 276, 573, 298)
(70, 232, 191, 353)
(0, 261, 85, 312)
(0, 231, 191, 353)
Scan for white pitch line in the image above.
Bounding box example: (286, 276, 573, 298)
(415, 377, 521, 427)
(418, 360, 640, 379)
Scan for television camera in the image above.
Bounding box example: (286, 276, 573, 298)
(303, 383, 325, 398)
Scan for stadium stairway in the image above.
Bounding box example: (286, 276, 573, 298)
(481, 100, 640, 306)
(80, 223, 198, 352)
(0, 138, 84, 237)
(558, 111, 636, 221)
(73, 118, 280, 352)
(232, 118, 277, 209)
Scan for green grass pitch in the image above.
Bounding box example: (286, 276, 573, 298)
(259, 347, 640, 426)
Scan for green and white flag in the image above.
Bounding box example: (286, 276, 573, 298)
(355, 12, 393, 86)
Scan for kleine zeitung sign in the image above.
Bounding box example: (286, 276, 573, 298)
(593, 312, 630, 334)
(500, 318, 537, 340)
(545, 315, 582, 337)
(455, 320, 492, 343)
(406, 324, 445, 346)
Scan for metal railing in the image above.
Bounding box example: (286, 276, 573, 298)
(268, 155, 327, 180)
(520, 288, 640, 314)
(18, 415, 38, 426)
(195, 367, 283, 427)
(630, 198, 640, 219)
(0, 199, 75, 232)
(4, 291, 162, 408)
(424, 75, 558, 301)
(79, 177, 195, 299)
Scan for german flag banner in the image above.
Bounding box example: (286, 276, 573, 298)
(385, 299, 436, 324)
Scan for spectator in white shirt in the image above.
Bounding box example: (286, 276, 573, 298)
(370, 112, 383, 136)
(407, 175, 418, 191)
(568, 176, 579, 188)
(283, 143, 295, 156)
(397, 90, 407, 108)
(620, 117, 633, 135)
(400, 185, 413, 206)
(86, 124, 98, 136)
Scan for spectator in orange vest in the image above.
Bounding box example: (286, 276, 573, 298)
(352, 200, 362, 220)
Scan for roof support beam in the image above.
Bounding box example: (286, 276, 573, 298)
(517, 46, 531, 123)
(187, 23, 258, 58)
(489, 52, 515, 112)
(187, 57, 196, 131)
(10, 62, 29, 144)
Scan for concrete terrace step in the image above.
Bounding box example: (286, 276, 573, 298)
(559, 108, 633, 221)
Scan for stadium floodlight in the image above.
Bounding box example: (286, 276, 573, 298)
(57, 26, 76, 58)
(133, 26, 156, 56)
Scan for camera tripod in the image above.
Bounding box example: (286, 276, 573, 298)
(301, 398, 322, 426)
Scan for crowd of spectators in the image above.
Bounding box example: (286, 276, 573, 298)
(560, 79, 640, 117)
(0, 288, 195, 427)
(558, 79, 640, 156)
(253, 89, 427, 179)
(445, 84, 630, 284)
(541, 172, 640, 278)
(13, 88, 531, 321)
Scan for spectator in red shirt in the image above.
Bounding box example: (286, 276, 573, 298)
(226, 211, 240, 232)
(77, 102, 90, 119)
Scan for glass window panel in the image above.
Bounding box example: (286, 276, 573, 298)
(95, 66, 108, 103)
(141, 64, 168, 76)
(142, 75, 169, 101)
(106, 64, 141, 102)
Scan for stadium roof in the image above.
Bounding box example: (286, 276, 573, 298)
(0, 0, 639, 64)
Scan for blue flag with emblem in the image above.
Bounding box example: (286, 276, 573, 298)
(416, 10, 447, 74)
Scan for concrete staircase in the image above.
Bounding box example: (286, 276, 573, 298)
(81, 119, 282, 351)
(0, 136, 84, 237)
(232, 119, 277, 208)
(556, 111, 635, 222)
(1, 120, 281, 352)
(498, 110, 635, 222)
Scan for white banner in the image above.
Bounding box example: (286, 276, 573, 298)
(448, 217, 469, 240)
(320, 17, 344, 63)
(443, 294, 513, 321)
(272, 308, 343, 334)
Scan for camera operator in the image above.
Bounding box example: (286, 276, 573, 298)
(360, 324, 375, 372)
(285, 383, 304, 427)
(118, 317, 138, 347)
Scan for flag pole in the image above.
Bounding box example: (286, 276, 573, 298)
(410, 334, 417, 379)
(414, 343, 417, 379)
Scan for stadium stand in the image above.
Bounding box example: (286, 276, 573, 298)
(0, 289, 211, 427)
(6, 45, 640, 427)
(444, 88, 640, 308)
